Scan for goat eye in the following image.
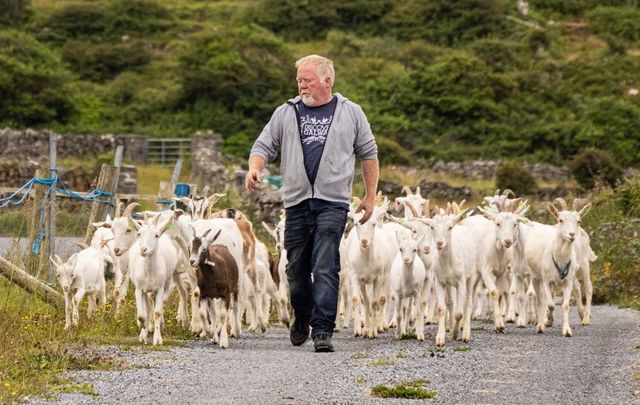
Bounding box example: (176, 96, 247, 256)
(559, 219, 564, 223)
(155, 234, 160, 238)
(448, 226, 452, 231)
(496, 223, 501, 227)
(126, 229, 132, 233)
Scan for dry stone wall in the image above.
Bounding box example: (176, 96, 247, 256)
(0, 128, 147, 164)
(0, 129, 141, 192)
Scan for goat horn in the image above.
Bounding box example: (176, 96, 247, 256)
(553, 198, 568, 211)
(100, 238, 113, 248)
(122, 202, 140, 218)
(404, 201, 419, 218)
(502, 189, 515, 198)
(72, 242, 89, 249)
(572, 198, 587, 211)
(208, 193, 226, 207)
(114, 201, 124, 218)
(423, 199, 430, 218)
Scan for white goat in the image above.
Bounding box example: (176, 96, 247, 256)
(346, 199, 396, 338)
(50, 247, 109, 329)
(129, 215, 179, 345)
(395, 186, 428, 219)
(471, 202, 530, 331)
(389, 230, 429, 340)
(418, 210, 478, 346)
(552, 198, 597, 325)
(520, 202, 592, 337)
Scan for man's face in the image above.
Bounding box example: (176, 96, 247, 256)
(296, 63, 331, 107)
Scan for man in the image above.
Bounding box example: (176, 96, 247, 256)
(246, 55, 379, 352)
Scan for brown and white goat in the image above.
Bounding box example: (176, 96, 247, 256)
(190, 227, 240, 349)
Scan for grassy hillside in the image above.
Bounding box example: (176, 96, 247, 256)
(1, 0, 639, 166)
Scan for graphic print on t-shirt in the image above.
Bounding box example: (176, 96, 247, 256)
(299, 115, 332, 145)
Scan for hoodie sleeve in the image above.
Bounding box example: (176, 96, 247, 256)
(352, 103, 378, 160)
(249, 105, 285, 162)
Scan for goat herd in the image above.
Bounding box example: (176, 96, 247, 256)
(49, 187, 596, 350)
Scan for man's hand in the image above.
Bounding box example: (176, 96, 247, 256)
(245, 169, 262, 191)
(355, 196, 375, 224)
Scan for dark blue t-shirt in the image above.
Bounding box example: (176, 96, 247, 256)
(297, 97, 338, 185)
(296, 97, 348, 211)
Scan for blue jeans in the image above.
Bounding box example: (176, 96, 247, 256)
(284, 200, 347, 337)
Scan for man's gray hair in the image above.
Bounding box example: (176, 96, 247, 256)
(295, 55, 335, 86)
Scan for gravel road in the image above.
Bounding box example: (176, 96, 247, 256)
(30, 304, 639, 405)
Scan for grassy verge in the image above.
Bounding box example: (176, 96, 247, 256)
(0, 275, 196, 404)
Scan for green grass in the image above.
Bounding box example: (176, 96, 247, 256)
(351, 353, 369, 360)
(0, 274, 192, 404)
(453, 346, 470, 352)
(355, 376, 368, 385)
(371, 383, 437, 399)
(368, 358, 396, 367)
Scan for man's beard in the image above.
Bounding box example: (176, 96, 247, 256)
(301, 94, 317, 106)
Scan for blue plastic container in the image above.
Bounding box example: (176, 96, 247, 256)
(174, 183, 190, 197)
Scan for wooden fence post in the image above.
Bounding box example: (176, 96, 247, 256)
(84, 164, 118, 244)
(156, 159, 182, 211)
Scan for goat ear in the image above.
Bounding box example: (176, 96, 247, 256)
(577, 203, 592, 218)
(416, 230, 428, 246)
(131, 217, 142, 231)
(209, 229, 222, 244)
(202, 228, 212, 240)
(394, 197, 405, 211)
(395, 229, 404, 244)
(50, 256, 59, 268)
(189, 225, 196, 240)
(546, 202, 560, 220)
(68, 254, 78, 269)
(477, 206, 496, 221)
(54, 254, 63, 266)
(100, 221, 112, 229)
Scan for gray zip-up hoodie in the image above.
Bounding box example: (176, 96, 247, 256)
(250, 93, 378, 208)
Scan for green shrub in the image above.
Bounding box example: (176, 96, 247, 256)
(178, 24, 293, 144)
(569, 148, 623, 190)
(0, 0, 31, 26)
(0, 30, 74, 127)
(61, 40, 152, 82)
(36, 0, 173, 43)
(382, 0, 512, 46)
(616, 174, 640, 216)
(587, 7, 640, 43)
(495, 160, 537, 195)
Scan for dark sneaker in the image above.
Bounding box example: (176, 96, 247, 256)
(313, 334, 334, 353)
(290, 318, 310, 346)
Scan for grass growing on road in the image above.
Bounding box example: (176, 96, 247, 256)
(371, 379, 437, 399)
(369, 358, 396, 366)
